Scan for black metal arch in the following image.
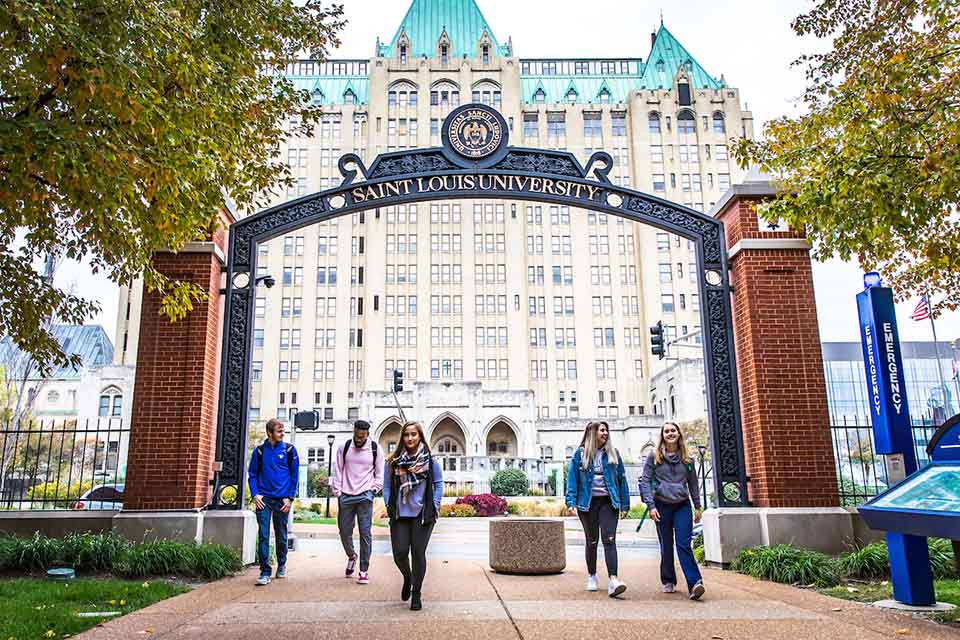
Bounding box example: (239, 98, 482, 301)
(212, 133, 748, 508)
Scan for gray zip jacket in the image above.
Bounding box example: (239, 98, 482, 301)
(640, 451, 701, 510)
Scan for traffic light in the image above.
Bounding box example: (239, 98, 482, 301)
(650, 321, 666, 360)
(392, 368, 404, 393)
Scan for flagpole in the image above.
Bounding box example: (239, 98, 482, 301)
(925, 295, 951, 419)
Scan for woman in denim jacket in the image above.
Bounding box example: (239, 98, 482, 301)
(565, 421, 632, 597)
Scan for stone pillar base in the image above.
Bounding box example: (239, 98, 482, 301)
(703, 507, 863, 566)
(113, 510, 204, 544)
(202, 510, 257, 565)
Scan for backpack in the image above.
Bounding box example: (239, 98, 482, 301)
(255, 442, 296, 476)
(341, 438, 378, 470)
(635, 457, 695, 532)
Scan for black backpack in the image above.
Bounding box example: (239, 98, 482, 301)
(341, 438, 378, 470)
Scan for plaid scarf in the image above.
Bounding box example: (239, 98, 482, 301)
(394, 444, 431, 503)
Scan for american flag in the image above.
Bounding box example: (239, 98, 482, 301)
(911, 296, 931, 322)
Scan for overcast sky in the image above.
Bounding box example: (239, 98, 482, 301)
(68, 0, 958, 346)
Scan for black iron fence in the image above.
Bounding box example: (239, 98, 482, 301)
(831, 415, 939, 507)
(0, 419, 129, 510)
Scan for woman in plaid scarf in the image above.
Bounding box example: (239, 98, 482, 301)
(382, 421, 443, 611)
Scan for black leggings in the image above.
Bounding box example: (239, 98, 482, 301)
(390, 517, 435, 594)
(577, 495, 619, 577)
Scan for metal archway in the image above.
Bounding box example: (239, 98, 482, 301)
(213, 104, 748, 508)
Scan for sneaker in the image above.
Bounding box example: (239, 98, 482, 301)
(662, 583, 675, 594)
(275, 566, 286, 579)
(255, 574, 271, 586)
(689, 581, 705, 600)
(586, 575, 599, 592)
(356, 571, 369, 585)
(345, 555, 357, 577)
(608, 577, 627, 598)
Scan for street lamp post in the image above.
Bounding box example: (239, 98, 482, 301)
(324, 433, 335, 517)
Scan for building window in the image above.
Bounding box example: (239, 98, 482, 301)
(612, 112, 627, 136)
(678, 111, 696, 135)
(648, 112, 661, 134)
(713, 112, 726, 134)
(583, 112, 602, 138)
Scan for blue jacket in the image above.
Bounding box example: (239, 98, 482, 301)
(248, 439, 299, 499)
(565, 447, 631, 512)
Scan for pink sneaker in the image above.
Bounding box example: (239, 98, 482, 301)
(356, 571, 369, 585)
(345, 556, 357, 577)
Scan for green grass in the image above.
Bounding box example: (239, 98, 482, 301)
(0, 578, 189, 639)
(820, 579, 960, 625)
(293, 514, 387, 527)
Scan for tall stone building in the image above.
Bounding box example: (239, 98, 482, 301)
(115, 0, 752, 482)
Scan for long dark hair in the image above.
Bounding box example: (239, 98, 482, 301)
(387, 421, 431, 466)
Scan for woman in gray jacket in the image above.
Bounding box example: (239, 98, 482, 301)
(640, 421, 705, 600)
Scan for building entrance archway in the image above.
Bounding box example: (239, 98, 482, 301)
(212, 103, 747, 509)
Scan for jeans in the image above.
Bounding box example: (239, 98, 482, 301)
(654, 499, 702, 592)
(577, 495, 619, 577)
(390, 517, 435, 594)
(338, 498, 374, 571)
(256, 497, 289, 577)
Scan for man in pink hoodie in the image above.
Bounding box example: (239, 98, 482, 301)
(332, 419, 384, 584)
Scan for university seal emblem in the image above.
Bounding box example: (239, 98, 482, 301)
(443, 104, 508, 162)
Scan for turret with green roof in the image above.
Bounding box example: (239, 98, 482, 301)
(378, 0, 511, 59)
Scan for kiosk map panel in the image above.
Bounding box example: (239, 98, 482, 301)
(871, 465, 960, 513)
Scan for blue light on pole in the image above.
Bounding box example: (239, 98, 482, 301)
(863, 272, 883, 289)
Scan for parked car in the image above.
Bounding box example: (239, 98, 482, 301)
(72, 484, 124, 510)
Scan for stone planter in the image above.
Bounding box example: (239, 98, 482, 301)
(488, 518, 565, 574)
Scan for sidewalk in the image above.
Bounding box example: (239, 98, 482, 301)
(76, 550, 957, 639)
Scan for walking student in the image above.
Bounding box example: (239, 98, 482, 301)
(332, 419, 384, 584)
(565, 420, 632, 597)
(382, 421, 443, 611)
(640, 421, 705, 600)
(248, 418, 300, 586)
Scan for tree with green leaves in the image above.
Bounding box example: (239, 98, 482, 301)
(733, 0, 960, 313)
(1, 0, 345, 374)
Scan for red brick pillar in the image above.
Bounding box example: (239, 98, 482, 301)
(715, 183, 839, 508)
(124, 218, 232, 510)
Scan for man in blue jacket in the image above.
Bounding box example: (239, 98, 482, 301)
(248, 418, 300, 586)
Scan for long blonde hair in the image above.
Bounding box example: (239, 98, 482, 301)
(654, 421, 691, 465)
(387, 421, 430, 465)
(579, 421, 619, 469)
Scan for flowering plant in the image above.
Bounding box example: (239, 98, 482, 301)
(455, 493, 507, 517)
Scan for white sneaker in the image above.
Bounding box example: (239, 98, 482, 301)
(586, 575, 599, 592)
(608, 577, 627, 598)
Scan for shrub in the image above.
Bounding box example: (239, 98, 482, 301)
(838, 542, 888, 579)
(547, 470, 559, 496)
(627, 504, 648, 520)
(309, 502, 324, 514)
(491, 469, 529, 497)
(307, 469, 330, 498)
(439, 504, 476, 517)
(692, 532, 705, 564)
(731, 544, 839, 587)
(455, 493, 507, 517)
(928, 537, 957, 579)
(0, 533, 241, 580)
(527, 487, 545, 497)
(506, 501, 522, 515)
(443, 484, 474, 497)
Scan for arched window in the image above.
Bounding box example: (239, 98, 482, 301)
(684, 59, 693, 72)
(435, 436, 460, 455)
(389, 81, 418, 108)
(472, 81, 501, 107)
(533, 88, 546, 104)
(543, 446, 554, 461)
(311, 88, 324, 105)
(677, 110, 696, 135)
(482, 43, 490, 65)
(430, 81, 460, 108)
(565, 88, 578, 104)
(669, 386, 677, 418)
(440, 43, 449, 65)
(656, 59, 665, 73)
(648, 112, 661, 134)
(98, 387, 123, 418)
(343, 89, 356, 105)
(713, 111, 726, 134)
(399, 43, 408, 65)
(597, 88, 611, 104)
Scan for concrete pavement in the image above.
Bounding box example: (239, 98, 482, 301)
(76, 542, 957, 639)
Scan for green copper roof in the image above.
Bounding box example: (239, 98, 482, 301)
(639, 25, 723, 90)
(285, 76, 369, 106)
(379, 0, 510, 58)
(519, 76, 641, 105)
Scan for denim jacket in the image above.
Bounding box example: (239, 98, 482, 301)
(565, 447, 631, 512)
